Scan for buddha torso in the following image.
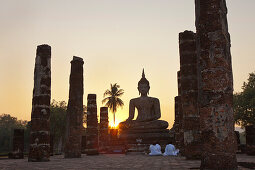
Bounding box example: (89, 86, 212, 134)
(128, 96, 160, 122)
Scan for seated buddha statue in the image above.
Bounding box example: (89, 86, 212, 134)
(119, 69, 168, 130)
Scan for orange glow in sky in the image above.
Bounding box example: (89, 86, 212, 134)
(0, 0, 255, 129)
(109, 119, 120, 129)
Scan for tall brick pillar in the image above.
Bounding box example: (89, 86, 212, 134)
(174, 96, 181, 148)
(9, 129, 24, 159)
(99, 107, 109, 151)
(86, 94, 99, 155)
(195, 0, 237, 168)
(179, 31, 201, 159)
(176, 71, 184, 152)
(64, 56, 84, 158)
(29, 44, 51, 162)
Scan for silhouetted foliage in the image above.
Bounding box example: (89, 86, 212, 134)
(234, 72, 255, 127)
(0, 114, 28, 153)
(50, 100, 67, 151)
(102, 83, 124, 124)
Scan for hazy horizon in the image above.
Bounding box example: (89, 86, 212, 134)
(0, 0, 255, 128)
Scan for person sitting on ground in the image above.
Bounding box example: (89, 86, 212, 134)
(149, 141, 162, 156)
(163, 142, 179, 156)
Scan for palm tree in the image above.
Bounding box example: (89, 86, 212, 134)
(102, 83, 124, 126)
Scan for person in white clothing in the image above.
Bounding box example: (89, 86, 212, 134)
(163, 143, 179, 156)
(149, 142, 162, 156)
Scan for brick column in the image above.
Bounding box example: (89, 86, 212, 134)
(9, 129, 24, 159)
(64, 56, 84, 158)
(29, 44, 51, 162)
(99, 107, 109, 150)
(195, 0, 237, 168)
(245, 125, 255, 155)
(176, 71, 184, 152)
(179, 31, 201, 159)
(174, 96, 181, 148)
(86, 94, 99, 155)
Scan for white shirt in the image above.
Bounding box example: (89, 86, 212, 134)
(163, 144, 179, 156)
(149, 144, 162, 156)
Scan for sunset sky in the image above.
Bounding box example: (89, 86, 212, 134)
(0, 0, 254, 128)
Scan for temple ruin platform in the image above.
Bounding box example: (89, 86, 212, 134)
(0, 154, 254, 169)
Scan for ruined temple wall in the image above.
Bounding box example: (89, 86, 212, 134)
(29, 44, 51, 162)
(64, 56, 84, 158)
(195, 0, 237, 168)
(179, 31, 201, 159)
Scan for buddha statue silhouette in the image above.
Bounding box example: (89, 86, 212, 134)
(119, 69, 168, 130)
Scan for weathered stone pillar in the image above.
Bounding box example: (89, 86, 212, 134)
(29, 44, 51, 162)
(195, 0, 237, 168)
(179, 31, 201, 159)
(99, 107, 109, 151)
(86, 94, 99, 155)
(175, 71, 184, 153)
(174, 96, 181, 148)
(50, 135, 54, 156)
(9, 129, 24, 159)
(245, 125, 255, 155)
(81, 136, 86, 154)
(64, 56, 84, 158)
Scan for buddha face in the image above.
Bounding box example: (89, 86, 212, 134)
(138, 83, 150, 96)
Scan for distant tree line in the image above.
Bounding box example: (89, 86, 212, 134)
(0, 100, 69, 154)
(234, 72, 255, 127)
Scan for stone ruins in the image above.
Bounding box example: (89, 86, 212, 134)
(86, 94, 99, 155)
(9, 129, 24, 159)
(65, 56, 84, 158)
(29, 44, 51, 162)
(195, 0, 237, 169)
(179, 31, 201, 159)
(99, 107, 109, 151)
(25, 1, 240, 168)
(174, 0, 237, 169)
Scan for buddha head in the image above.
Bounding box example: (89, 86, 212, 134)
(138, 69, 150, 96)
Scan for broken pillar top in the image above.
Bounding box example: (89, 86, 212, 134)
(36, 44, 51, 58)
(100, 107, 108, 112)
(71, 56, 84, 64)
(88, 94, 96, 100)
(179, 30, 196, 41)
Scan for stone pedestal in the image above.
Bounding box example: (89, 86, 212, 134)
(9, 129, 24, 159)
(29, 44, 51, 162)
(195, 0, 237, 168)
(64, 56, 84, 158)
(179, 31, 201, 159)
(99, 107, 109, 151)
(86, 94, 99, 155)
(245, 125, 255, 155)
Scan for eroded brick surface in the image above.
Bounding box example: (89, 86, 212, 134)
(86, 94, 99, 155)
(64, 56, 84, 158)
(195, 0, 237, 168)
(179, 31, 201, 159)
(9, 129, 24, 159)
(28, 45, 51, 162)
(99, 107, 109, 151)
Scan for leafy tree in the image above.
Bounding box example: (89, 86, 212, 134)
(234, 72, 255, 127)
(50, 100, 67, 150)
(0, 114, 28, 153)
(102, 83, 124, 125)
